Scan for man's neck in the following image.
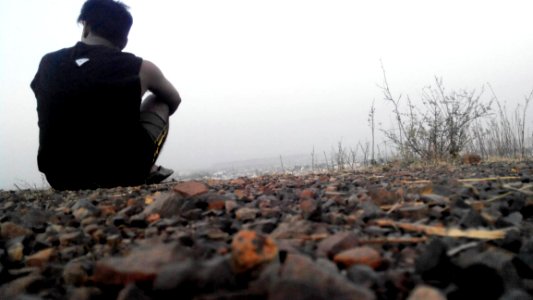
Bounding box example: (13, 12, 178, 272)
(81, 35, 119, 50)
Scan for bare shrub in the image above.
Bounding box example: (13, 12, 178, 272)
(380, 66, 492, 161)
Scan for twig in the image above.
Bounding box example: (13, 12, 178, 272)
(485, 191, 514, 203)
(360, 237, 427, 244)
(458, 176, 521, 183)
(447, 242, 479, 256)
(402, 176, 521, 185)
(372, 219, 509, 240)
(502, 183, 533, 196)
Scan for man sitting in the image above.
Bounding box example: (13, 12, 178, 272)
(31, 0, 181, 190)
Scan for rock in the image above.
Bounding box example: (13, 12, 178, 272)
(299, 189, 316, 199)
(0, 274, 44, 299)
(67, 287, 102, 300)
(230, 178, 247, 187)
(449, 263, 505, 300)
(93, 242, 188, 285)
(502, 212, 523, 226)
(7, 238, 25, 262)
(235, 207, 259, 222)
(1, 222, 32, 239)
(255, 253, 375, 300)
(415, 239, 454, 285)
(407, 285, 446, 300)
(316, 231, 359, 258)
(270, 219, 313, 239)
(397, 204, 429, 220)
(333, 246, 382, 269)
(59, 231, 84, 247)
(346, 265, 379, 288)
(173, 181, 209, 197)
(499, 288, 533, 300)
(25, 248, 55, 268)
(207, 199, 226, 211)
(368, 187, 398, 205)
(153, 259, 197, 291)
(71, 199, 99, 220)
(63, 258, 93, 286)
(117, 283, 151, 300)
(359, 200, 384, 220)
(140, 192, 183, 218)
(299, 198, 321, 221)
(197, 256, 239, 292)
(231, 230, 277, 273)
(225, 200, 239, 214)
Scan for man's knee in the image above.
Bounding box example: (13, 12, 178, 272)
(140, 95, 170, 122)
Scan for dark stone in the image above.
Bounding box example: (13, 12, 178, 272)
(116, 283, 151, 300)
(153, 259, 197, 291)
(459, 209, 485, 228)
(449, 264, 504, 300)
(346, 264, 379, 289)
(499, 288, 533, 300)
(93, 242, 189, 285)
(254, 254, 375, 300)
(502, 212, 523, 227)
(414, 239, 454, 286)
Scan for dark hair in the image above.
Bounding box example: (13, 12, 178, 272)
(78, 0, 133, 48)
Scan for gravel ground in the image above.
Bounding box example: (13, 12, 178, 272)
(0, 161, 532, 300)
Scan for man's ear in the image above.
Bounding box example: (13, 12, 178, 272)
(82, 22, 90, 38)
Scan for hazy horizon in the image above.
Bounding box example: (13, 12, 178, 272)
(1, 0, 533, 190)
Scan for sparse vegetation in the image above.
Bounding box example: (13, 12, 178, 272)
(380, 65, 493, 162)
(468, 87, 533, 160)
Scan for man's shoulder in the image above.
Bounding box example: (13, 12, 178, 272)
(40, 45, 76, 64)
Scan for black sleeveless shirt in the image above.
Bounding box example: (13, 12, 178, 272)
(31, 42, 152, 189)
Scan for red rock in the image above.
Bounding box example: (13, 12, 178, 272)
(230, 178, 246, 186)
(207, 199, 226, 211)
(231, 230, 278, 272)
(98, 205, 117, 216)
(26, 248, 55, 268)
(299, 189, 316, 199)
(299, 198, 321, 221)
(1, 222, 32, 239)
(407, 285, 446, 300)
(316, 231, 359, 258)
(146, 213, 160, 223)
(334, 246, 382, 269)
(234, 189, 247, 200)
(368, 187, 398, 205)
(173, 181, 209, 197)
(93, 242, 185, 285)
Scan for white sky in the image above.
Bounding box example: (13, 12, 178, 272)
(1, 0, 533, 189)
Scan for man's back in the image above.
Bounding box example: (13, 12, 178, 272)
(31, 42, 153, 189)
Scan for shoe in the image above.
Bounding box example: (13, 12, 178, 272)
(146, 165, 174, 184)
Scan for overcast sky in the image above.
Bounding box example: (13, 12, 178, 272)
(1, 0, 533, 189)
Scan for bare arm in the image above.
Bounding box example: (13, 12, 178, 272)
(139, 60, 181, 115)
